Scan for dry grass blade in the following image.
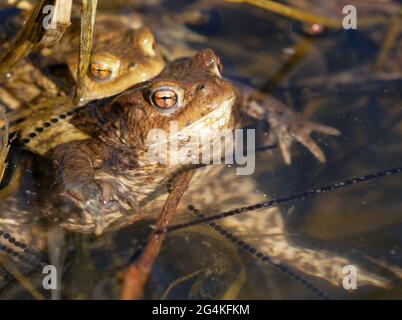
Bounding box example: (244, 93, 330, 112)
(0, 0, 47, 75)
(0, 106, 10, 184)
(74, 0, 98, 104)
(120, 171, 195, 300)
(38, 0, 73, 47)
(0, 0, 72, 76)
(0, 255, 45, 300)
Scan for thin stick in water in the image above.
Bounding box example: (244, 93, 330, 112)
(120, 170, 195, 300)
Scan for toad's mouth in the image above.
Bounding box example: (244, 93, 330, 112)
(179, 95, 236, 138)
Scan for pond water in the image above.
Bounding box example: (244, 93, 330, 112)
(0, 0, 402, 300)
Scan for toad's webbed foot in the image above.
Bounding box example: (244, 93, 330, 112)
(266, 105, 340, 164)
(62, 179, 114, 213)
(243, 95, 340, 165)
(60, 178, 139, 235)
(62, 178, 138, 215)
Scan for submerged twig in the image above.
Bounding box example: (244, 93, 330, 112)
(74, 0, 98, 104)
(261, 38, 313, 92)
(373, 16, 402, 73)
(0, 254, 44, 300)
(0, 165, 21, 202)
(161, 268, 207, 300)
(0, 106, 10, 184)
(225, 0, 341, 28)
(225, 0, 387, 29)
(120, 171, 195, 300)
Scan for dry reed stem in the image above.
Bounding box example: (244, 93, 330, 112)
(74, 0, 97, 104)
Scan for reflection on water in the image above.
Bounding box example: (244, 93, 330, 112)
(0, 0, 402, 299)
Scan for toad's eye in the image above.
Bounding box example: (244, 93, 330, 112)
(151, 89, 178, 109)
(88, 63, 113, 82)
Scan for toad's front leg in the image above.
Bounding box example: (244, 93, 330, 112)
(237, 85, 340, 165)
(52, 139, 118, 216)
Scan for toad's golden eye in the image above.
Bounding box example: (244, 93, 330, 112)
(88, 63, 113, 82)
(151, 89, 178, 109)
